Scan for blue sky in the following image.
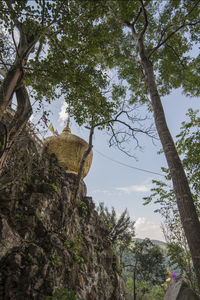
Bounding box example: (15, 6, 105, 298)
(31, 87, 199, 242)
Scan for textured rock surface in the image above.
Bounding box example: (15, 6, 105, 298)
(0, 129, 124, 300)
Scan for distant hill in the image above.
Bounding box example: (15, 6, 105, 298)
(136, 238, 166, 245)
(135, 238, 168, 256)
(136, 238, 167, 248)
(151, 239, 167, 246)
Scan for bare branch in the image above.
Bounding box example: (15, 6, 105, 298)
(35, 40, 44, 61)
(132, 7, 142, 27)
(11, 28, 19, 58)
(74, 126, 94, 199)
(0, 69, 6, 77)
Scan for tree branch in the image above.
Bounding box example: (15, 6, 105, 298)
(0, 69, 6, 77)
(11, 27, 20, 58)
(116, 17, 139, 39)
(131, 7, 142, 27)
(74, 126, 94, 199)
(166, 43, 186, 68)
(148, 20, 200, 58)
(185, 0, 200, 19)
(139, 0, 148, 38)
(9, 83, 32, 138)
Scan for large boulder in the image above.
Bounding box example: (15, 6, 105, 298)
(0, 128, 125, 300)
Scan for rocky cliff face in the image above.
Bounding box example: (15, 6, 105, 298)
(0, 129, 124, 300)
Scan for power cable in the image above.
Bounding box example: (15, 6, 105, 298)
(94, 148, 164, 177)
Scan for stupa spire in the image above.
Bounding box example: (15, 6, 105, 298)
(62, 116, 71, 134)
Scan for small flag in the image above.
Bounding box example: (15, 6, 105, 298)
(41, 114, 48, 125)
(55, 130, 59, 137)
(49, 123, 55, 135)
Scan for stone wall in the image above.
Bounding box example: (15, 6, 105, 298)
(0, 129, 124, 300)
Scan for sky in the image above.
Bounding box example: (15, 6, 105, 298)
(30, 87, 199, 242)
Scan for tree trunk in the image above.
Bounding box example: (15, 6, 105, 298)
(0, 84, 32, 170)
(74, 127, 94, 200)
(0, 22, 36, 119)
(138, 38, 200, 287)
(0, 64, 23, 117)
(0, 22, 37, 169)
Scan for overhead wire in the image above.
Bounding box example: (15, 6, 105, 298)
(94, 148, 164, 177)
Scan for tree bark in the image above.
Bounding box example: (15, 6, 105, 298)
(0, 22, 36, 119)
(74, 127, 94, 200)
(137, 38, 200, 287)
(0, 64, 22, 117)
(0, 84, 32, 170)
(0, 21, 37, 169)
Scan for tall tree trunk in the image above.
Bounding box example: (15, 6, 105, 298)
(138, 38, 200, 287)
(0, 64, 23, 117)
(0, 84, 32, 170)
(0, 22, 36, 119)
(0, 22, 37, 169)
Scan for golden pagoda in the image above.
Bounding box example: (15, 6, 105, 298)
(44, 120, 93, 178)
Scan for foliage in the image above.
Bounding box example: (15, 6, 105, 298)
(46, 288, 85, 300)
(124, 276, 134, 300)
(123, 238, 166, 286)
(51, 255, 62, 268)
(97, 204, 166, 298)
(63, 235, 84, 264)
(124, 277, 165, 300)
(143, 109, 200, 293)
(97, 202, 135, 245)
(145, 283, 166, 300)
(77, 200, 87, 213)
(75, 0, 200, 99)
(0, 0, 121, 130)
(51, 183, 59, 192)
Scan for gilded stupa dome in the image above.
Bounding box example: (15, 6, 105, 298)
(44, 121, 93, 178)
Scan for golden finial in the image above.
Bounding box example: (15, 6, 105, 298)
(62, 116, 71, 134)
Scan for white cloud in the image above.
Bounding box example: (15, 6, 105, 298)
(116, 184, 152, 194)
(135, 217, 165, 241)
(59, 101, 68, 124)
(92, 189, 112, 196)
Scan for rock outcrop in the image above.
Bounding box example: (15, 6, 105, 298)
(0, 128, 124, 300)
